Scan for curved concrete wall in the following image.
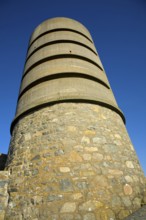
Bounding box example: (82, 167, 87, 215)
(29, 17, 94, 44)
(27, 31, 98, 59)
(20, 58, 109, 94)
(17, 77, 118, 116)
(23, 43, 103, 74)
(11, 17, 124, 132)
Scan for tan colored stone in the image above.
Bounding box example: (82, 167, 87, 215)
(59, 167, 70, 172)
(0, 171, 9, 219)
(118, 210, 130, 219)
(81, 171, 95, 176)
(108, 169, 123, 175)
(124, 184, 133, 195)
(24, 133, 31, 141)
(51, 118, 58, 122)
(54, 157, 64, 164)
(31, 196, 42, 205)
(140, 177, 145, 184)
(125, 175, 133, 183)
(0, 211, 5, 220)
(81, 136, 90, 144)
(107, 175, 114, 179)
(79, 200, 103, 211)
(94, 201, 104, 209)
(71, 193, 83, 200)
(67, 126, 77, 132)
(60, 202, 76, 213)
(94, 175, 108, 187)
(68, 151, 83, 162)
(129, 144, 134, 151)
(73, 145, 83, 152)
(32, 131, 42, 137)
(114, 134, 121, 139)
(133, 197, 141, 207)
(133, 175, 139, 182)
(126, 161, 134, 168)
(83, 213, 96, 220)
(84, 130, 96, 135)
(92, 153, 103, 161)
(113, 139, 122, 146)
(81, 163, 92, 170)
(93, 137, 106, 144)
(85, 147, 98, 152)
(143, 194, 146, 204)
(105, 155, 111, 160)
(99, 208, 115, 220)
(82, 154, 91, 161)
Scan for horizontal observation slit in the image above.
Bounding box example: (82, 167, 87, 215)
(29, 28, 93, 50)
(23, 55, 103, 80)
(26, 40, 98, 62)
(19, 73, 110, 101)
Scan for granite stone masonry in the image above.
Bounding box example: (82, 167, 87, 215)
(0, 171, 9, 220)
(3, 17, 146, 219)
(5, 103, 145, 219)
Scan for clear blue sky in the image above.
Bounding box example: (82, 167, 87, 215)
(0, 0, 146, 175)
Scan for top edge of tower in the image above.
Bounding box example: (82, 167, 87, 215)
(29, 17, 93, 45)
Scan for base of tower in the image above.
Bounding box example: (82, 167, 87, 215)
(5, 103, 145, 219)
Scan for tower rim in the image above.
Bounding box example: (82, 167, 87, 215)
(10, 99, 125, 135)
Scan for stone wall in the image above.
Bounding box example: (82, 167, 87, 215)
(124, 179, 146, 219)
(0, 171, 9, 220)
(5, 103, 145, 219)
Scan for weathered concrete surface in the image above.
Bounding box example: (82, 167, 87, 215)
(5, 103, 145, 219)
(29, 17, 94, 45)
(24, 42, 103, 74)
(16, 77, 120, 121)
(12, 17, 125, 132)
(27, 30, 98, 58)
(20, 58, 109, 94)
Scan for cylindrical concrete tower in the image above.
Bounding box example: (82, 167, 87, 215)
(5, 17, 145, 220)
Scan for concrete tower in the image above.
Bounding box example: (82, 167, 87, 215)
(5, 17, 145, 219)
